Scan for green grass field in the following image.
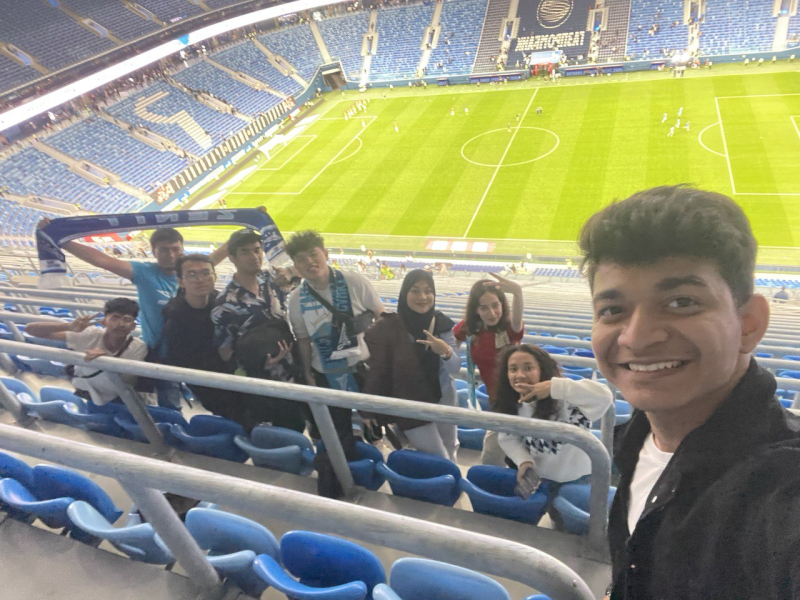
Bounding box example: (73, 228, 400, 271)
(188, 64, 800, 262)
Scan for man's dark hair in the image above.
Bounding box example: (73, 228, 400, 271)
(149, 228, 184, 250)
(579, 185, 756, 306)
(175, 253, 214, 278)
(104, 297, 139, 319)
(286, 230, 325, 259)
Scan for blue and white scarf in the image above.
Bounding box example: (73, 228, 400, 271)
(36, 208, 285, 288)
(298, 269, 360, 391)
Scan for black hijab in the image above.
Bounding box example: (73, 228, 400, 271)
(398, 270, 455, 398)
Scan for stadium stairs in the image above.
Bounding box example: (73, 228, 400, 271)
(598, 0, 633, 63)
(251, 37, 309, 90)
(472, 0, 511, 72)
(308, 17, 334, 64)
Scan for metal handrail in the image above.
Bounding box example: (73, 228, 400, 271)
(0, 339, 612, 550)
(0, 424, 596, 600)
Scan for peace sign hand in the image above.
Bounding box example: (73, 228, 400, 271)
(416, 330, 453, 357)
(518, 381, 552, 404)
(265, 340, 292, 367)
(70, 313, 101, 333)
(485, 272, 522, 294)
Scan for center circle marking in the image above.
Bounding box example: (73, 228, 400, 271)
(461, 127, 560, 167)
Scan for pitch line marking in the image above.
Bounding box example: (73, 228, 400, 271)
(462, 88, 539, 238)
(792, 116, 800, 141)
(715, 93, 800, 100)
(697, 122, 726, 158)
(460, 126, 560, 167)
(227, 116, 378, 196)
(257, 135, 317, 171)
(330, 137, 363, 165)
(714, 97, 738, 195)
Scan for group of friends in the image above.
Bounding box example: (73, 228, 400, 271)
(32, 184, 800, 599)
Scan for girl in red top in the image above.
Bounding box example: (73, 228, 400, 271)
(454, 273, 524, 464)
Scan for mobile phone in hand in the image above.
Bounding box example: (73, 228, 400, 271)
(514, 468, 542, 500)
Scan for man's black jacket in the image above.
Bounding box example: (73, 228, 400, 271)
(609, 359, 800, 600)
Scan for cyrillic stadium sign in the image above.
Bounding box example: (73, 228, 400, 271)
(513, 0, 591, 55)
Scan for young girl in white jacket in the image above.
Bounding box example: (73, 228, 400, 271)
(493, 344, 612, 493)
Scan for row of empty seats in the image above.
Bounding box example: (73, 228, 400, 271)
(257, 24, 324, 82)
(104, 80, 248, 156)
(318, 11, 372, 81)
(0, 54, 40, 92)
(62, 0, 160, 41)
(371, 3, 436, 80)
(0, 147, 139, 213)
(172, 60, 283, 117)
(45, 116, 188, 193)
(0, 447, 553, 600)
(0, 199, 60, 240)
(0, 0, 115, 71)
(625, 0, 689, 58)
(699, 0, 777, 54)
(212, 41, 303, 97)
(428, 0, 487, 75)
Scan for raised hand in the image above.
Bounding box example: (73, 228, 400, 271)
(485, 272, 522, 294)
(518, 380, 552, 404)
(264, 340, 292, 367)
(69, 313, 101, 333)
(416, 330, 453, 357)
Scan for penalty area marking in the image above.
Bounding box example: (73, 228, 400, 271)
(460, 127, 560, 167)
(697, 123, 726, 158)
(227, 116, 378, 196)
(257, 135, 317, 171)
(330, 137, 363, 165)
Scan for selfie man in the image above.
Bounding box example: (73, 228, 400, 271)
(580, 186, 800, 599)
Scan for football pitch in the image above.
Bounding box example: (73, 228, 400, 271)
(189, 64, 800, 262)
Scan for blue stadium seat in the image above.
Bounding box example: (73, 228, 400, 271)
(376, 557, 511, 600)
(376, 450, 462, 506)
(318, 12, 371, 81)
(253, 531, 386, 600)
(114, 405, 188, 443)
(459, 465, 551, 525)
(457, 427, 486, 450)
(67, 500, 175, 564)
(551, 483, 616, 536)
(234, 425, 316, 475)
(370, 3, 435, 80)
(427, 0, 488, 76)
(257, 25, 324, 82)
(168, 415, 249, 462)
(185, 507, 281, 596)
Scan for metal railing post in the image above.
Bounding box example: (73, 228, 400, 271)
(308, 403, 356, 497)
(0, 425, 596, 600)
(106, 373, 171, 454)
(0, 379, 26, 422)
(120, 482, 222, 592)
(601, 385, 618, 458)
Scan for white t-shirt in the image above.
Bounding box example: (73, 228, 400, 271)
(288, 270, 384, 373)
(66, 329, 148, 405)
(627, 432, 673, 535)
(498, 377, 613, 483)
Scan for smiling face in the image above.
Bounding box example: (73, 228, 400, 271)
(292, 245, 329, 283)
(507, 350, 542, 394)
(591, 257, 768, 415)
(407, 280, 435, 314)
(477, 290, 504, 327)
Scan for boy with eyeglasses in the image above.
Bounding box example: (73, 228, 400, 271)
(161, 253, 249, 423)
(26, 298, 147, 406)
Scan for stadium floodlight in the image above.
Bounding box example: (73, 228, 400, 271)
(0, 0, 346, 132)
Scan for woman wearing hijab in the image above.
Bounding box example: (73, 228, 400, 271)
(363, 269, 460, 460)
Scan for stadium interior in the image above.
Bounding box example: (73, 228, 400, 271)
(0, 0, 799, 598)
